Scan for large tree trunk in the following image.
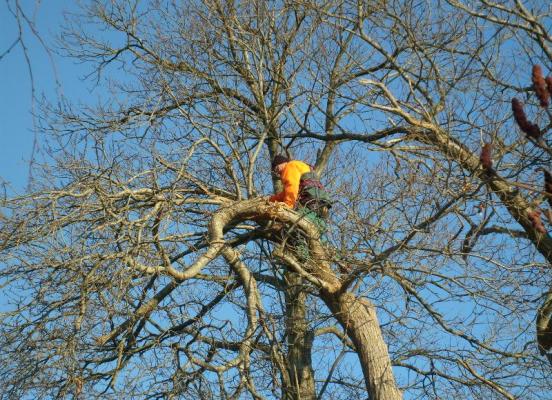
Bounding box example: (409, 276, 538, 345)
(283, 272, 316, 400)
(268, 144, 316, 400)
(209, 198, 401, 399)
(537, 287, 552, 365)
(322, 291, 403, 400)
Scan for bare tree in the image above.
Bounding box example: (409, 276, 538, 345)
(1, 1, 552, 399)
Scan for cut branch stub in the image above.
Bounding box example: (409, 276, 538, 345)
(512, 98, 542, 140)
(532, 65, 550, 108)
(542, 169, 552, 208)
(546, 76, 552, 98)
(527, 209, 547, 234)
(480, 143, 493, 172)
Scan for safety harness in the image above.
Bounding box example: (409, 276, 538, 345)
(298, 171, 333, 218)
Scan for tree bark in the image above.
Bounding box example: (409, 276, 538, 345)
(422, 127, 552, 261)
(268, 143, 316, 399)
(283, 271, 316, 400)
(209, 198, 401, 399)
(322, 291, 403, 400)
(537, 287, 552, 365)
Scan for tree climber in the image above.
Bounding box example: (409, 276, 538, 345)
(269, 154, 310, 207)
(269, 154, 332, 232)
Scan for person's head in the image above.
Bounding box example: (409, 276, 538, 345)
(271, 154, 290, 174)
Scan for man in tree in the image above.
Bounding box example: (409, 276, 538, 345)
(4, 1, 552, 399)
(269, 154, 310, 208)
(270, 154, 331, 232)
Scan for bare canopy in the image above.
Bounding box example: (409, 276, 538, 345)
(1, 1, 552, 399)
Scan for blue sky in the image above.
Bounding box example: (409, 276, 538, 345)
(0, 1, 82, 192)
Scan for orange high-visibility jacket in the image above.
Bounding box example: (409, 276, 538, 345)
(269, 160, 311, 208)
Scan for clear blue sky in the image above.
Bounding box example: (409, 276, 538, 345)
(0, 1, 84, 193)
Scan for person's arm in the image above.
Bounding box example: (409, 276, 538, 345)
(269, 191, 285, 202)
(269, 166, 301, 207)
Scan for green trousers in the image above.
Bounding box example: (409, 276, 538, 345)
(294, 206, 328, 260)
